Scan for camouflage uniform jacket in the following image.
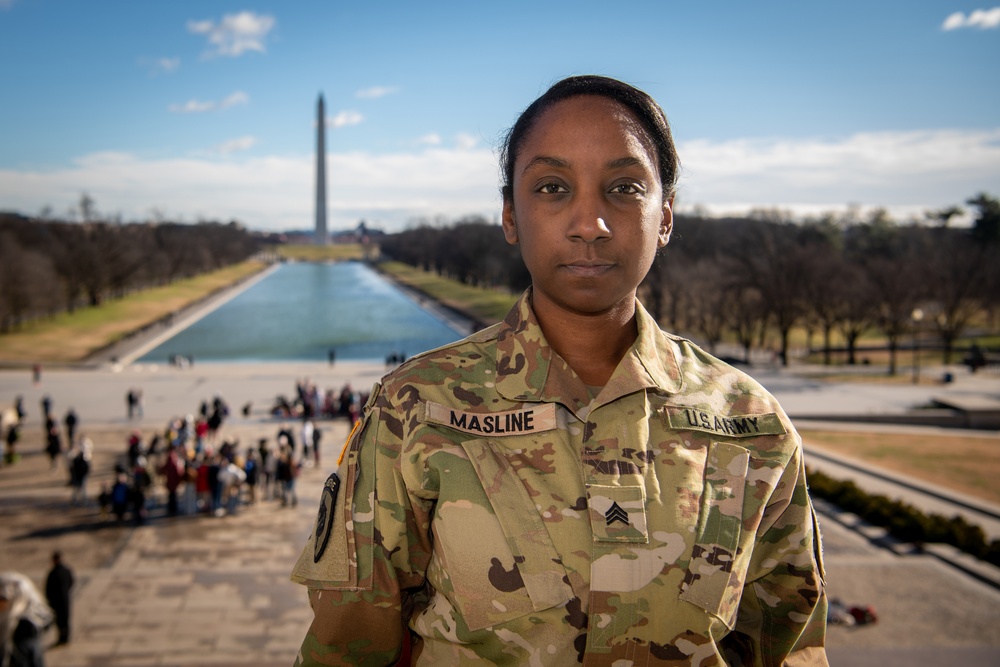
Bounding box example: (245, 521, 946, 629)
(292, 290, 828, 666)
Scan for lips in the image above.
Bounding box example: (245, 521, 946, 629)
(562, 260, 615, 277)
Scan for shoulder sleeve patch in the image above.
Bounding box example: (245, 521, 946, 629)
(666, 407, 786, 438)
(291, 406, 379, 590)
(313, 472, 341, 563)
(422, 401, 557, 436)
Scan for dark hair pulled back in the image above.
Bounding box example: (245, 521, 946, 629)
(500, 75, 679, 204)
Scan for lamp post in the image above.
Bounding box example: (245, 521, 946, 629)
(911, 308, 924, 384)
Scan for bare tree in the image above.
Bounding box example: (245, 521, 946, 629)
(79, 192, 97, 223)
(834, 267, 875, 365)
(687, 259, 730, 354)
(924, 231, 989, 363)
(730, 221, 809, 366)
(867, 254, 922, 375)
(0, 234, 59, 331)
(730, 285, 767, 364)
(800, 243, 849, 365)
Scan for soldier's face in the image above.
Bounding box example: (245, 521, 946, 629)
(502, 95, 672, 319)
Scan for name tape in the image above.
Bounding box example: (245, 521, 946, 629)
(667, 407, 786, 438)
(423, 401, 557, 436)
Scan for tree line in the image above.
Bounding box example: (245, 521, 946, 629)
(0, 210, 258, 332)
(380, 193, 1000, 370)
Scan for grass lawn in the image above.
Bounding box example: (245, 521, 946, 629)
(376, 261, 519, 325)
(0, 261, 267, 364)
(801, 429, 1000, 505)
(275, 243, 369, 262)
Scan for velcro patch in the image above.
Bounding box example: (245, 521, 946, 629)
(667, 407, 786, 438)
(423, 401, 557, 436)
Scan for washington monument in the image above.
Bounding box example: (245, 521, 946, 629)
(315, 93, 328, 244)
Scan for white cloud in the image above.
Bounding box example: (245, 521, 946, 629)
(2, 127, 997, 232)
(169, 99, 215, 114)
(156, 57, 180, 73)
(417, 133, 442, 146)
(187, 19, 213, 34)
(455, 133, 479, 150)
(677, 128, 1000, 219)
(942, 12, 967, 30)
(219, 91, 249, 109)
(355, 86, 398, 99)
(187, 11, 275, 57)
(328, 111, 363, 128)
(214, 136, 257, 154)
(942, 7, 1000, 30)
(169, 91, 249, 114)
(139, 56, 181, 76)
(0, 147, 498, 231)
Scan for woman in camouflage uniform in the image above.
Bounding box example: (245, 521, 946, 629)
(292, 75, 828, 666)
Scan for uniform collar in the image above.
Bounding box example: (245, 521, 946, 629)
(495, 289, 683, 415)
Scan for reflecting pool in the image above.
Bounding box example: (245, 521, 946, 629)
(138, 262, 465, 363)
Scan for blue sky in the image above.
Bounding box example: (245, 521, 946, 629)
(1, 1, 998, 232)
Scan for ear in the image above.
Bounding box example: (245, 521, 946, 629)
(501, 198, 519, 245)
(657, 197, 674, 248)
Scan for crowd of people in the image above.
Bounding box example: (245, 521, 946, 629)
(1, 378, 363, 665)
(2, 377, 368, 525)
(95, 395, 325, 523)
(270, 377, 369, 428)
(2, 395, 91, 501)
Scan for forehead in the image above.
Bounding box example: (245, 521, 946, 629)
(518, 95, 658, 167)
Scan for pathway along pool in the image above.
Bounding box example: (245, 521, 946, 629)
(138, 262, 466, 363)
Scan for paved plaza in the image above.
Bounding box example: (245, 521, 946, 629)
(2, 359, 999, 666)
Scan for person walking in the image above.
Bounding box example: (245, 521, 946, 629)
(244, 448, 260, 506)
(62, 409, 78, 450)
(110, 471, 130, 523)
(300, 420, 314, 466)
(68, 439, 92, 506)
(44, 426, 61, 472)
(311, 424, 322, 468)
(159, 448, 185, 517)
(44, 553, 73, 646)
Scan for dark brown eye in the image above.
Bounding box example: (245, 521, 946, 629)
(537, 182, 567, 194)
(611, 182, 643, 195)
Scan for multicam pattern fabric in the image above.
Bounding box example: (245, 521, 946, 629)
(291, 290, 829, 666)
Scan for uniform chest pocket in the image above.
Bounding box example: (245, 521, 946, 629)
(440, 438, 572, 631)
(586, 484, 648, 543)
(679, 441, 750, 629)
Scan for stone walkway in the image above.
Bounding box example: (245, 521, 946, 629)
(1, 361, 999, 665)
(2, 416, 345, 667)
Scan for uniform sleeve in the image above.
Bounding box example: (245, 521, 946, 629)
(292, 383, 433, 667)
(726, 432, 829, 667)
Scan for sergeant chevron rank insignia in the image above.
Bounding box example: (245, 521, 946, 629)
(605, 502, 629, 526)
(313, 472, 340, 563)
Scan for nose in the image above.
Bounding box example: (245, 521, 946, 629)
(567, 193, 612, 243)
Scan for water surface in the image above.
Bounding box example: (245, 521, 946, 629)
(138, 262, 464, 362)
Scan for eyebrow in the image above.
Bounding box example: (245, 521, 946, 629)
(607, 156, 644, 170)
(520, 155, 567, 176)
(520, 154, 646, 177)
